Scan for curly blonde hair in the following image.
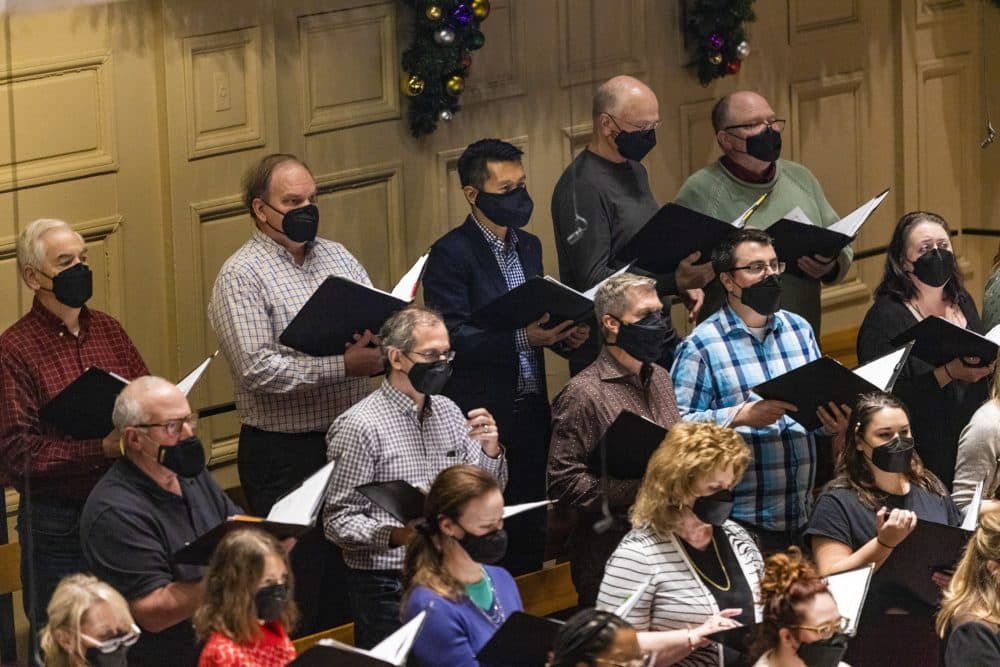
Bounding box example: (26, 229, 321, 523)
(630, 422, 749, 536)
(937, 512, 1000, 637)
(40, 574, 134, 667)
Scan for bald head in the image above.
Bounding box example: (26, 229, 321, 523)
(112, 376, 188, 431)
(592, 76, 658, 120)
(711, 90, 774, 132)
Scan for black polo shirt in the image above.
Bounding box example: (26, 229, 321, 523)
(80, 457, 241, 666)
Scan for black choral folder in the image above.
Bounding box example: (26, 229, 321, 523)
(475, 612, 562, 666)
(290, 609, 426, 666)
(752, 345, 911, 432)
(279, 276, 409, 356)
(470, 276, 595, 331)
(889, 315, 998, 368)
(877, 519, 971, 608)
(615, 203, 736, 275)
(39, 367, 128, 440)
(587, 410, 667, 480)
(356, 480, 427, 525)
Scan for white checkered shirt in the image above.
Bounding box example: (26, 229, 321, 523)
(208, 229, 373, 433)
(323, 380, 508, 571)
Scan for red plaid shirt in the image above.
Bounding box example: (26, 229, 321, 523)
(0, 298, 148, 501)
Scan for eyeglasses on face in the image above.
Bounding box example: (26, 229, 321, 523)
(724, 118, 786, 134)
(81, 624, 142, 653)
(135, 414, 198, 438)
(789, 616, 850, 640)
(406, 349, 456, 363)
(727, 261, 785, 278)
(606, 113, 661, 133)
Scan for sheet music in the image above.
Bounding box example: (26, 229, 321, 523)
(176, 351, 218, 396)
(853, 345, 909, 391)
(391, 253, 429, 301)
(267, 461, 335, 526)
(828, 188, 890, 237)
(961, 480, 985, 531)
(826, 564, 874, 636)
(503, 500, 552, 519)
(582, 263, 633, 300)
(780, 206, 815, 225)
(369, 610, 427, 665)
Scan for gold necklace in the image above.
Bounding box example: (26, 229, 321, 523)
(684, 535, 732, 592)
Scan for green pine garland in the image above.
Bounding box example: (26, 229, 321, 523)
(401, 0, 489, 137)
(685, 0, 756, 86)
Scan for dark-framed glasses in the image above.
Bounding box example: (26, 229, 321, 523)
(724, 118, 786, 133)
(135, 414, 198, 438)
(407, 349, 456, 363)
(728, 261, 785, 278)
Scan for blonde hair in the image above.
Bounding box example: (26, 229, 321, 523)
(593, 272, 658, 332)
(630, 422, 750, 536)
(193, 529, 299, 643)
(40, 574, 134, 667)
(937, 512, 1000, 637)
(16, 218, 82, 272)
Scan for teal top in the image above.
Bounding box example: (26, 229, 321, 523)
(464, 567, 494, 611)
(675, 159, 853, 334)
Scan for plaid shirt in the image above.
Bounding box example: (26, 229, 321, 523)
(323, 380, 508, 571)
(208, 230, 372, 433)
(670, 303, 821, 531)
(472, 216, 541, 395)
(0, 298, 148, 500)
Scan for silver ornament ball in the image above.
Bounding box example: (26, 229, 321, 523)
(439, 109, 453, 121)
(433, 27, 456, 45)
(736, 40, 750, 59)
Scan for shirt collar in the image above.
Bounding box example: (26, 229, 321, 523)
(596, 346, 637, 382)
(471, 213, 518, 253)
(250, 228, 315, 265)
(118, 456, 192, 502)
(380, 379, 432, 418)
(29, 296, 91, 337)
(720, 155, 777, 184)
(718, 301, 783, 339)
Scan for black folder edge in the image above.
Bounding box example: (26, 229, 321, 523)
(469, 276, 595, 331)
(171, 518, 313, 565)
(586, 410, 668, 479)
(614, 202, 735, 274)
(876, 518, 971, 607)
(474, 611, 563, 665)
(889, 315, 999, 368)
(39, 367, 128, 440)
(356, 480, 427, 525)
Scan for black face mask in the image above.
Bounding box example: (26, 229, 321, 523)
(85, 645, 129, 667)
(610, 312, 669, 364)
(255, 583, 289, 623)
(43, 263, 93, 308)
(744, 127, 782, 163)
(407, 358, 453, 396)
(869, 434, 915, 473)
(692, 490, 735, 525)
(474, 187, 534, 229)
(615, 127, 657, 162)
(157, 436, 206, 478)
(910, 248, 954, 288)
(737, 274, 782, 316)
(263, 201, 319, 244)
(458, 526, 508, 564)
(795, 633, 849, 667)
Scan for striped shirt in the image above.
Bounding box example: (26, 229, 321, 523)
(670, 304, 821, 531)
(472, 216, 541, 395)
(323, 380, 508, 571)
(208, 229, 372, 433)
(597, 522, 763, 667)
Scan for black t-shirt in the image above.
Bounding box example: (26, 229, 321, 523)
(680, 525, 755, 666)
(805, 485, 961, 615)
(80, 458, 241, 667)
(943, 618, 1000, 666)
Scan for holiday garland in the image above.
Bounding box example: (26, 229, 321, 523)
(685, 0, 756, 86)
(400, 0, 490, 137)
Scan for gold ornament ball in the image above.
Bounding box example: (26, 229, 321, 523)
(402, 74, 425, 97)
(425, 5, 443, 21)
(708, 52, 723, 65)
(471, 0, 490, 20)
(445, 75, 465, 96)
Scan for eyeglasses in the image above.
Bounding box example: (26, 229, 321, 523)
(915, 240, 950, 255)
(135, 414, 198, 438)
(606, 113, 661, 133)
(789, 616, 850, 640)
(81, 624, 142, 653)
(724, 118, 786, 134)
(407, 349, 456, 363)
(594, 653, 656, 667)
(727, 261, 785, 277)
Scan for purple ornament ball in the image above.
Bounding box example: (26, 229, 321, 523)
(708, 33, 724, 50)
(452, 4, 473, 26)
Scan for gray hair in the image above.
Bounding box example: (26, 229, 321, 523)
(378, 305, 445, 363)
(593, 273, 658, 330)
(112, 376, 176, 430)
(17, 219, 82, 272)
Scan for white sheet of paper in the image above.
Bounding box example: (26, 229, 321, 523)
(852, 345, 909, 391)
(582, 263, 633, 301)
(828, 188, 890, 237)
(391, 253, 429, 301)
(962, 480, 985, 531)
(780, 206, 815, 225)
(503, 500, 552, 519)
(176, 351, 218, 396)
(613, 575, 653, 618)
(369, 610, 427, 665)
(267, 461, 335, 526)
(826, 563, 875, 636)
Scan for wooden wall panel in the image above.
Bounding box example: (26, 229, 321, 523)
(463, 0, 524, 104)
(557, 0, 645, 87)
(678, 99, 718, 182)
(788, 0, 859, 41)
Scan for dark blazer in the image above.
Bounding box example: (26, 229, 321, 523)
(422, 217, 547, 430)
(857, 291, 988, 490)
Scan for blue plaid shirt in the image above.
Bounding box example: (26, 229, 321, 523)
(472, 216, 541, 396)
(670, 303, 821, 531)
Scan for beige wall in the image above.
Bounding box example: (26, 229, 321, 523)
(2, 0, 999, 659)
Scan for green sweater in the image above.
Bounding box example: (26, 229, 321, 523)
(675, 159, 853, 334)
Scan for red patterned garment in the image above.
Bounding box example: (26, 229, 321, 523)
(0, 298, 148, 500)
(198, 622, 297, 667)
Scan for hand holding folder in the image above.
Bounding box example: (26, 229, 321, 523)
(889, 315, 999, 368)
(877, 518, 971, 607)
(615, 203, 738, 275)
